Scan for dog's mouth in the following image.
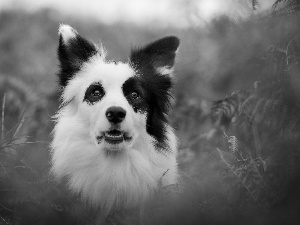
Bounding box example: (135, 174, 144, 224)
(97, 130, 132, 145)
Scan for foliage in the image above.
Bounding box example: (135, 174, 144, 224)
(272, 0, 300, 15)
(208, 34, 300, 224)
(252, 0, 300, 15)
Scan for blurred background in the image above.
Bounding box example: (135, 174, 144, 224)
(0, 0, 300, 224)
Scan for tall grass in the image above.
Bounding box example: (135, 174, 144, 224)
(0, 94, 92, 225)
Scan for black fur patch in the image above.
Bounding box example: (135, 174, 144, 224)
(129, 36, 180, 150)
(57, 33, 98, 87)
(122, 78, 148, 113)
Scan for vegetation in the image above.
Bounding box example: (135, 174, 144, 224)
(0, 1, 300, 224)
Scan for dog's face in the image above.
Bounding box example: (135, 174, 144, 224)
(64, 60, 144, 153)
(57, 25, 179, 153)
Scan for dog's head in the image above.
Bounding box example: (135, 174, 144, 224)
(52, 24, 180, 211)
(57, 24, 180, 153)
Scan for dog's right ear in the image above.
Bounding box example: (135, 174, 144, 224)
(57, 24, 98, 87)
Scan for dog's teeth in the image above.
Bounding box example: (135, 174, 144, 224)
(105, 133, 123, 139)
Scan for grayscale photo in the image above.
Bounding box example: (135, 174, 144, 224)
(0, 0, 299, 224)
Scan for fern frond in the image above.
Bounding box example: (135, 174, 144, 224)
(228, 135, 239, 154)
(286, 35, 300, 71)
(272, 0, 300, 15)
(217, 148, 272, 211)
(1, 94, 6, 141)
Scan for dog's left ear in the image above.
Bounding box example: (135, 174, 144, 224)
(57, 24, 99, 87)
(130, 36, 180, 76)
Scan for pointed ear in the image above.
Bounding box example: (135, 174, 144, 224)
(57, 24, 98, 86)
(130, 36, 180, 76)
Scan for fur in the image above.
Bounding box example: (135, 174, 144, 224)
(51, 24, 180, 214)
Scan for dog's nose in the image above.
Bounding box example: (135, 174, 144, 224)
(106, 107, 126, 123)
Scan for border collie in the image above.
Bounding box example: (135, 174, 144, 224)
(51, 24, 180, 216)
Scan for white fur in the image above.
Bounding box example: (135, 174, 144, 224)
(51, 55, 178, 213)
(156, 66, 174, 75)
(58, 24, 78, 43)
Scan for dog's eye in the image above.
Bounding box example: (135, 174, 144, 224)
(130, 91, 140, 100)
(90, 87, 104, 100)
(84, 84, 105, 103)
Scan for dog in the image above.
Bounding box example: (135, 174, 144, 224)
(51, 24, 180, 216)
